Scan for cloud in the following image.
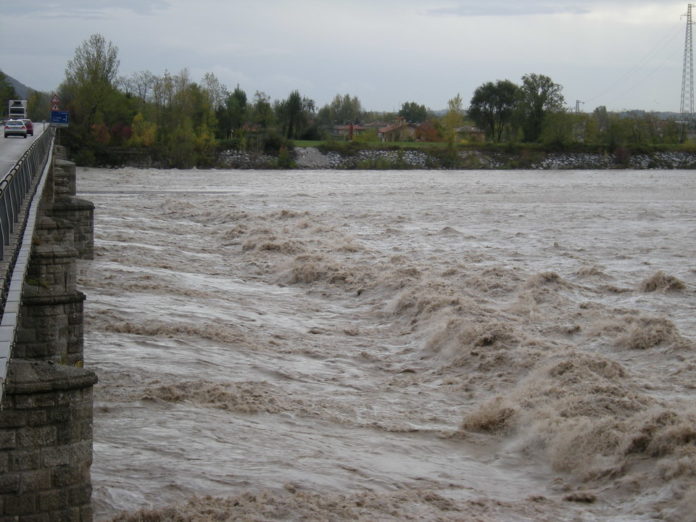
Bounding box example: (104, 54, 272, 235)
(425, 0, 675, 17)
(428, 2, 585, 17)
(0, 0, 685, 111)
(2, 0, 169, 18)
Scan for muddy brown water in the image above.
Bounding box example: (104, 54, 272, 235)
(77, 168, 696, 521)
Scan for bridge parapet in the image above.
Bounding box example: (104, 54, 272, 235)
(0, 135, 97, 521)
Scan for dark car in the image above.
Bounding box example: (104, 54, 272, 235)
(22, 119, 33, 136)
(4, 120, 27, 138)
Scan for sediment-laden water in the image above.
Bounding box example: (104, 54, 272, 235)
(76, 168, 696, 521)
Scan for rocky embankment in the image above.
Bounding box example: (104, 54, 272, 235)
(530, 150, 696, 169)
(219, 147, 696, 170)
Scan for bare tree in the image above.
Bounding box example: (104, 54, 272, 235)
(126, 70, 157, 102)
(201, 72, 228, 111)
(65, 34, 120, 88)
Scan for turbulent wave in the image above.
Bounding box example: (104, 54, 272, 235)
(639, 270, 687, 293)
(77, 167, 696, 521)
(109, 486, 575, 522)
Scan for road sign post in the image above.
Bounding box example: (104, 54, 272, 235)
(50, 111, 69, 128)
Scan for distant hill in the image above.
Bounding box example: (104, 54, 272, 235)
(620, 110, 682, 120)
(2, 72, 33, 98)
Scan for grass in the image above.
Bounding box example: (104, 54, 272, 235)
(292, 140, 324, 148)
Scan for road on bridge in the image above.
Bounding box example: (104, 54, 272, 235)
(0, 121, 49, 177)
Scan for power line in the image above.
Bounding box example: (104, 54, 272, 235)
(585, 21, 681, 106)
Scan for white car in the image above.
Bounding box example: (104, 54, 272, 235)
(4, 120, 28, 138)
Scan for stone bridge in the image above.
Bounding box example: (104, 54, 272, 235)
(0, 129, 95, 520)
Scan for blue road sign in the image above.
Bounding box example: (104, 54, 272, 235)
(50, 111, 69, 127)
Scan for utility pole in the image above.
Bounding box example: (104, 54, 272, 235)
(575, 100, 585, 113)
(681, 4, 695, 120)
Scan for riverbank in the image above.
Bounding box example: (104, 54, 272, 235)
(85, 144, 696, 170)
(218, 146, 696, 170)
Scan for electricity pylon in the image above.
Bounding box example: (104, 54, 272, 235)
(681, 4, 695, 119)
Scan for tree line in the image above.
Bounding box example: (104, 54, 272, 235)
(3, 34, 687, 167)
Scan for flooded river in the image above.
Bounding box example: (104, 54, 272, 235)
(76, 168, 696, 521)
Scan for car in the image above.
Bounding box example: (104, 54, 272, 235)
(4, 120, 27, 138)
(22, 119, 33, 136)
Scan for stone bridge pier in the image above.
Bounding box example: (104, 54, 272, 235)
(0, 148, 96, 521)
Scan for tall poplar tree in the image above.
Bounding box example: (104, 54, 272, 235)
(442, 94, 464, 146)
(277, 90, 315, 139)
(62, 34, 121, 129)
(60, 34, 132, 160)
(517, 73, 565, 142)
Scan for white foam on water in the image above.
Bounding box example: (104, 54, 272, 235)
(78, 168, 696, 521)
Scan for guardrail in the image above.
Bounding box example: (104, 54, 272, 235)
(0, 129, 54, 260)
(0, 127, 56, 396)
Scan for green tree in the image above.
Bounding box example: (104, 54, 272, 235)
(605, 114, 631, 150)
(136, 68, 217, 165)
(201, 72, 227, 112)
(128, 112, 157, 147)
(60, 34, 135, 162)
(660, 118, 682, 144)
(278, 90, 301, 139)
(62, 34, 121, 129)
(218, 85, 247, 139)
(317, 93, 363, 126)
(540, 110, 575, 148)
(250, 91, 274, 128)
(517, 73, 565, 142)
(151, 70, 175, 113)
(151, 70, 211, 131)
(441, 94, 464, 146)
(65, 34, 119, 86)
(398, 101, 428, 123)
(244, 91, 276, 151)
(0, 71, 17, 118)
(626, 114, 650, 146)
(585, 105, 610, 146)
(27, 89, 50, 122)
(468, 80, 519, 142)
(160, 117, 197, 168)
(582, 113, 600, 145)
(276, 90, 315, 139)
(593, 106, 609, 132)
(354, 127, 379, 143)
(194, 121, 217, 166)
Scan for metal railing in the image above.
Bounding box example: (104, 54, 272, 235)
(0, 129, 54, 260)
(0, 127, 56, 397)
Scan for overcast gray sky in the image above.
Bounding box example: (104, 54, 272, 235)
(0, 1, 688, 112)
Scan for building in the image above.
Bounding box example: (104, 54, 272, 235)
(378, 120, 417, 142)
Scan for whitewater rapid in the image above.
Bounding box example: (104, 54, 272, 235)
(76, 168, 696, 521)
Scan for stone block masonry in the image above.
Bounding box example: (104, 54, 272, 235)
(0, 151, 96, 521)
(51, 159, 94, 261)
(0, 361, 96, 520)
